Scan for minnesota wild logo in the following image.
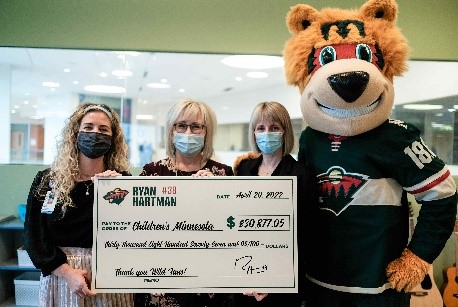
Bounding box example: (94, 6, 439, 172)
(103, 188, 129, 205)
(317, 166, 368, 215)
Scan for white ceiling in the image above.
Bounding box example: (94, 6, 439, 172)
(1, 46, 457, 126)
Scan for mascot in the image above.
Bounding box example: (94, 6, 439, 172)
(283, 0, 458, 305)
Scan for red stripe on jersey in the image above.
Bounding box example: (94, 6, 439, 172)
(410, 170, 451, 194)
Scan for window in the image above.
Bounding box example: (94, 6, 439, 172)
(1, 47, 457, 171)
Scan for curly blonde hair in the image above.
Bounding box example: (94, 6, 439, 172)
(48, 102, 130, 208)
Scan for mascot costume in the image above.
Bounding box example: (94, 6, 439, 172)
(283, 0, 458, 305)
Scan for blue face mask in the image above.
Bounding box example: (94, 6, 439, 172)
(173, 132, 205, 157)
(255, 132, 283, 155)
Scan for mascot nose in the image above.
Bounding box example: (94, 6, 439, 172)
(327, 71, 369, 103)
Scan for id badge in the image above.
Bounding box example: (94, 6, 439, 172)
(41, 190, 57, 214)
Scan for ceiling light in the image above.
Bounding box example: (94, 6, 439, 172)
(147, 83, 171, 89)
(136, 114, 154, 120)
(112, 70, 133, 78)
(179, 88, 185, 93)
(221, 55, 284, 69)
(64, 68, 70, 73)
(402, 104, 443, 110)
(246, 71, 269, 79)
(99, 72, 108, 78)
(84, 85, 126, 94)
(42, 81, 60, 88)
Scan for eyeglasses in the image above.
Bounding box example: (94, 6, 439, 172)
(174, 123, 205, 133)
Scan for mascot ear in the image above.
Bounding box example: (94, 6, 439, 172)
(286, 4, 318, 34)
(360, 0, 398, 22)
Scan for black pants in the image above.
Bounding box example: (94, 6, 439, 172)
(305, 281, 411, 307)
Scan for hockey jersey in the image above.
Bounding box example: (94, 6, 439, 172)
(298, 119, 457, 294)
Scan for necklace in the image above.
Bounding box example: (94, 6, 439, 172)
(259, 169, 273, 176)
(259, 162, 278, 176)
(83, 181, 93, 195)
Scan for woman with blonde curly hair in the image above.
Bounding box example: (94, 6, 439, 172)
(24, 102, 133, 306)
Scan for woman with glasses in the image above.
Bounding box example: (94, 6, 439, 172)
(135, 98, 234, 307)
(232, 101, 316, 307)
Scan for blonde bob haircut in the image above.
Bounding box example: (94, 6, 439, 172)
(165, 99, 217, 161)
(248, 101, 295, 155)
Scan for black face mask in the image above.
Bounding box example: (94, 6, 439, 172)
(77, 131, 112, 159)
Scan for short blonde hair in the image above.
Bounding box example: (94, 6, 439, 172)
(248, 101, 294, 155)
(165, 99, 217, 161)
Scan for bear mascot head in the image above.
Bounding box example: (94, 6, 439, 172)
(284, 0, 409, 137)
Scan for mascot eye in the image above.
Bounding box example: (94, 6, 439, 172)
(319, 46, 336, 66)
(356, 44, 372, 62)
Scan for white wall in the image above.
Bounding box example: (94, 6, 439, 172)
(0, 65, 11, 163)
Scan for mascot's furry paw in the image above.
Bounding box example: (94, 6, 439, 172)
(386, 248, 430, 292)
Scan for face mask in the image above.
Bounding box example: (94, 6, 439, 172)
(255, 132, 283, 155)
(77, 131, 112, 159)
(173, 132, 205, 157)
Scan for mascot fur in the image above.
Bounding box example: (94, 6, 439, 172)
(283, 0, 457, 305)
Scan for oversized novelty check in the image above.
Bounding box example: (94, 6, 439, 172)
(92, 176, 298, 293)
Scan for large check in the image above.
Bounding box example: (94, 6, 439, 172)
(92, 176, 298, 293)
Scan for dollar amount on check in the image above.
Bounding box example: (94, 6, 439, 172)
(92, 176, 298, 293)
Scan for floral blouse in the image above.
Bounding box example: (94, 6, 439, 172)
(140, 157, 234, 177)
(135, 157, 234, 307)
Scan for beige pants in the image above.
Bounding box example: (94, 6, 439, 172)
(38, 247, 133, 307)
